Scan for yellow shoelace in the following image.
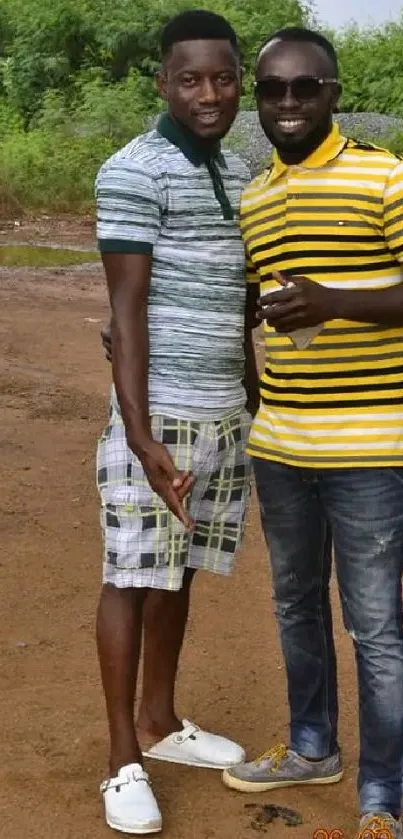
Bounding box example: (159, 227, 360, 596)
(358, 814, 395, 838)
(254, 743, 289, 769)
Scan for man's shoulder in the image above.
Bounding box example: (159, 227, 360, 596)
(342, 136, 403, 171)
(96, 129, 171, 182)
(240, 167, 271, 206)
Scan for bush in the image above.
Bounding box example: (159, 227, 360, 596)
(2, 0, 403, 213)
(0, 130, 115, 212)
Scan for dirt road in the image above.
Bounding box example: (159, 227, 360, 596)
(0, 217, 358, 839)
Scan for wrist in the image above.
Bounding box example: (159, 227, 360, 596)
(327, 287, 347, 320)
(126, 428, 154, 459)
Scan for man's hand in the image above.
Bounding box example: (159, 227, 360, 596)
(134, 439, 194, 531)
(258, 271, 337, 333)
(101, 322, 112, 362)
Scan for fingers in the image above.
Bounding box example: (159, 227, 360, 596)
(259, 288, 295, 308)
(164, 486, 194, 531)
(259, 300, 303, 323)
(100, 326, 112, 363)
(272, 270, 289, 287)
(146, 446, 194, 529)
(176, 474, 195, 500)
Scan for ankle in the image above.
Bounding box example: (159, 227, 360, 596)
(109, 745, 143, 776)
(136, 707, 182, 741)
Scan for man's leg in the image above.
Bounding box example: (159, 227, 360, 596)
(321, 468, 403, 820)
(256, 459, 338, 758)
(96, 584, 145, 773)
(137, 567, 196, 742)
(223, 458, 341, 791)
(96, 584, 162, 836)
(136, 411, 251, 769)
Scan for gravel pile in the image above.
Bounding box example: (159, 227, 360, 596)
(225, 111, 403, 176)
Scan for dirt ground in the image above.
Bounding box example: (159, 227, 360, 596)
(0, 217, 359, 839)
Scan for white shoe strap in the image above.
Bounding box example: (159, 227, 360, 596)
(173, 722, 200, 744)
(100, 766, 149, 793)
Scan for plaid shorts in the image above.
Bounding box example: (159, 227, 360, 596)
(96, 410, 252, 591)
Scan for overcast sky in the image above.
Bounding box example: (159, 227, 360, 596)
(315, 0, 402, 29)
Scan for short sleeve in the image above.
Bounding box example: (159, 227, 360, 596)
(239, 184, 260, 284)
(95, 157, 163, 254)
(383, 159, 403, 263)
(245, 246, 260, 284)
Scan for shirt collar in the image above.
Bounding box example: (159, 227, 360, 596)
(267, 122, 347, 183)
(156, 112, 227, 168)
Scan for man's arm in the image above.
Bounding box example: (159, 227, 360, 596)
(327, 282, 403, 326)
(260, 160, 403, 331)
(104, 252, 152, 454)
(102, 252, 193, 528)
(243, 284, 260, 417)
(259, 274, 403, 332)
(96, 153, 193, 528)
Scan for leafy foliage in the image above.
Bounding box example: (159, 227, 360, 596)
(1, 0, 403, 211)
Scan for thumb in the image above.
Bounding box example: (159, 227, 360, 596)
(272, 270, 288, 287)
(172, 472, 191, 489)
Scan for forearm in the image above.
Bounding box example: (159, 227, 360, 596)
(243, 329, 260, 417)
(111, 302, 152, 456)
(331, 282, 403, 326)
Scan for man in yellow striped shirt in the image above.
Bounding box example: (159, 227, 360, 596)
(222, 27, 403, 839)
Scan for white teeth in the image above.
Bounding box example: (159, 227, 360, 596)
(277, 119, 305, 128)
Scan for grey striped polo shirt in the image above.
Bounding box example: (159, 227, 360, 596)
(95, 113, 250, 421)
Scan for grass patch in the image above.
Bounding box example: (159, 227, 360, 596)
(0, 244, 99, 267)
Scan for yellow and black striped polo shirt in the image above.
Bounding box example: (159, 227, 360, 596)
(241, 122, 403, 467)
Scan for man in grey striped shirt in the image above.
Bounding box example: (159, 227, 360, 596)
(95, 10, 259, 834)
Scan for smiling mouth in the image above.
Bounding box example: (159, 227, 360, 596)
(195, 111, 221, 124)
(276, 118, 308, 132)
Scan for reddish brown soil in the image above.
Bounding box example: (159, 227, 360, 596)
(0, 217, 358, 839)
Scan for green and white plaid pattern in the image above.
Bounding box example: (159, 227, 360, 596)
(97, 410, 252, 591)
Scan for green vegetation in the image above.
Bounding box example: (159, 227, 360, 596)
(1, 0, 403, 214)
(0, 244, 99, 267)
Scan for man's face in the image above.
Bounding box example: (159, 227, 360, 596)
(255, 39, 341, 156)
(157, 39, 241, 140)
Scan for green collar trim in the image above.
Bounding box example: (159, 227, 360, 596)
(156, 112, 227, 168)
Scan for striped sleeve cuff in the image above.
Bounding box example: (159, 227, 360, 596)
(98, 239, 153, 254)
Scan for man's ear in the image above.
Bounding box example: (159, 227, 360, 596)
(155, 70, 168, 101)
(332, 82, 342, 113)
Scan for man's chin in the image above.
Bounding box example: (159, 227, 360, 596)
(269, 128, 311, 152)
(193, 123, 231, 141)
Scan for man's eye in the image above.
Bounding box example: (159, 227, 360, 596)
(181, 76, 196, 86)
(218, 74, 235, 85)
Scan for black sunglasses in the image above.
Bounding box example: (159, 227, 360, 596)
(254, 75, 338, 103)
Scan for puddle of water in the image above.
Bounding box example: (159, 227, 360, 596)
(0, 244, 99, 268)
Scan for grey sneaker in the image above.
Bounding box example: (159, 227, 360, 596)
(222, 742, 343, 792)
(358, 813, 403, 838)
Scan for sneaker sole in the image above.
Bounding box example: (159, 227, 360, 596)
(222, 769, 344, 793)
(106, 816, 162, 835)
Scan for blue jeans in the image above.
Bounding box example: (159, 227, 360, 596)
(253, 458, 403, 816)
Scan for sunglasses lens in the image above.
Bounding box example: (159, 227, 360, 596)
(256, 76, 323, 102)
(256, 78, 287, 102)
(293, 77, 322, 100)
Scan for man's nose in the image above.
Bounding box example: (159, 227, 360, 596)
(279, 84, 300, 109)
(199, 78, 219, 102)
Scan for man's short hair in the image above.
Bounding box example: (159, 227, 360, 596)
(260, 26, 338, 77)
(161, 10, 240, 59)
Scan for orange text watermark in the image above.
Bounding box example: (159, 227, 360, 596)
(313, 829, 392, 838)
